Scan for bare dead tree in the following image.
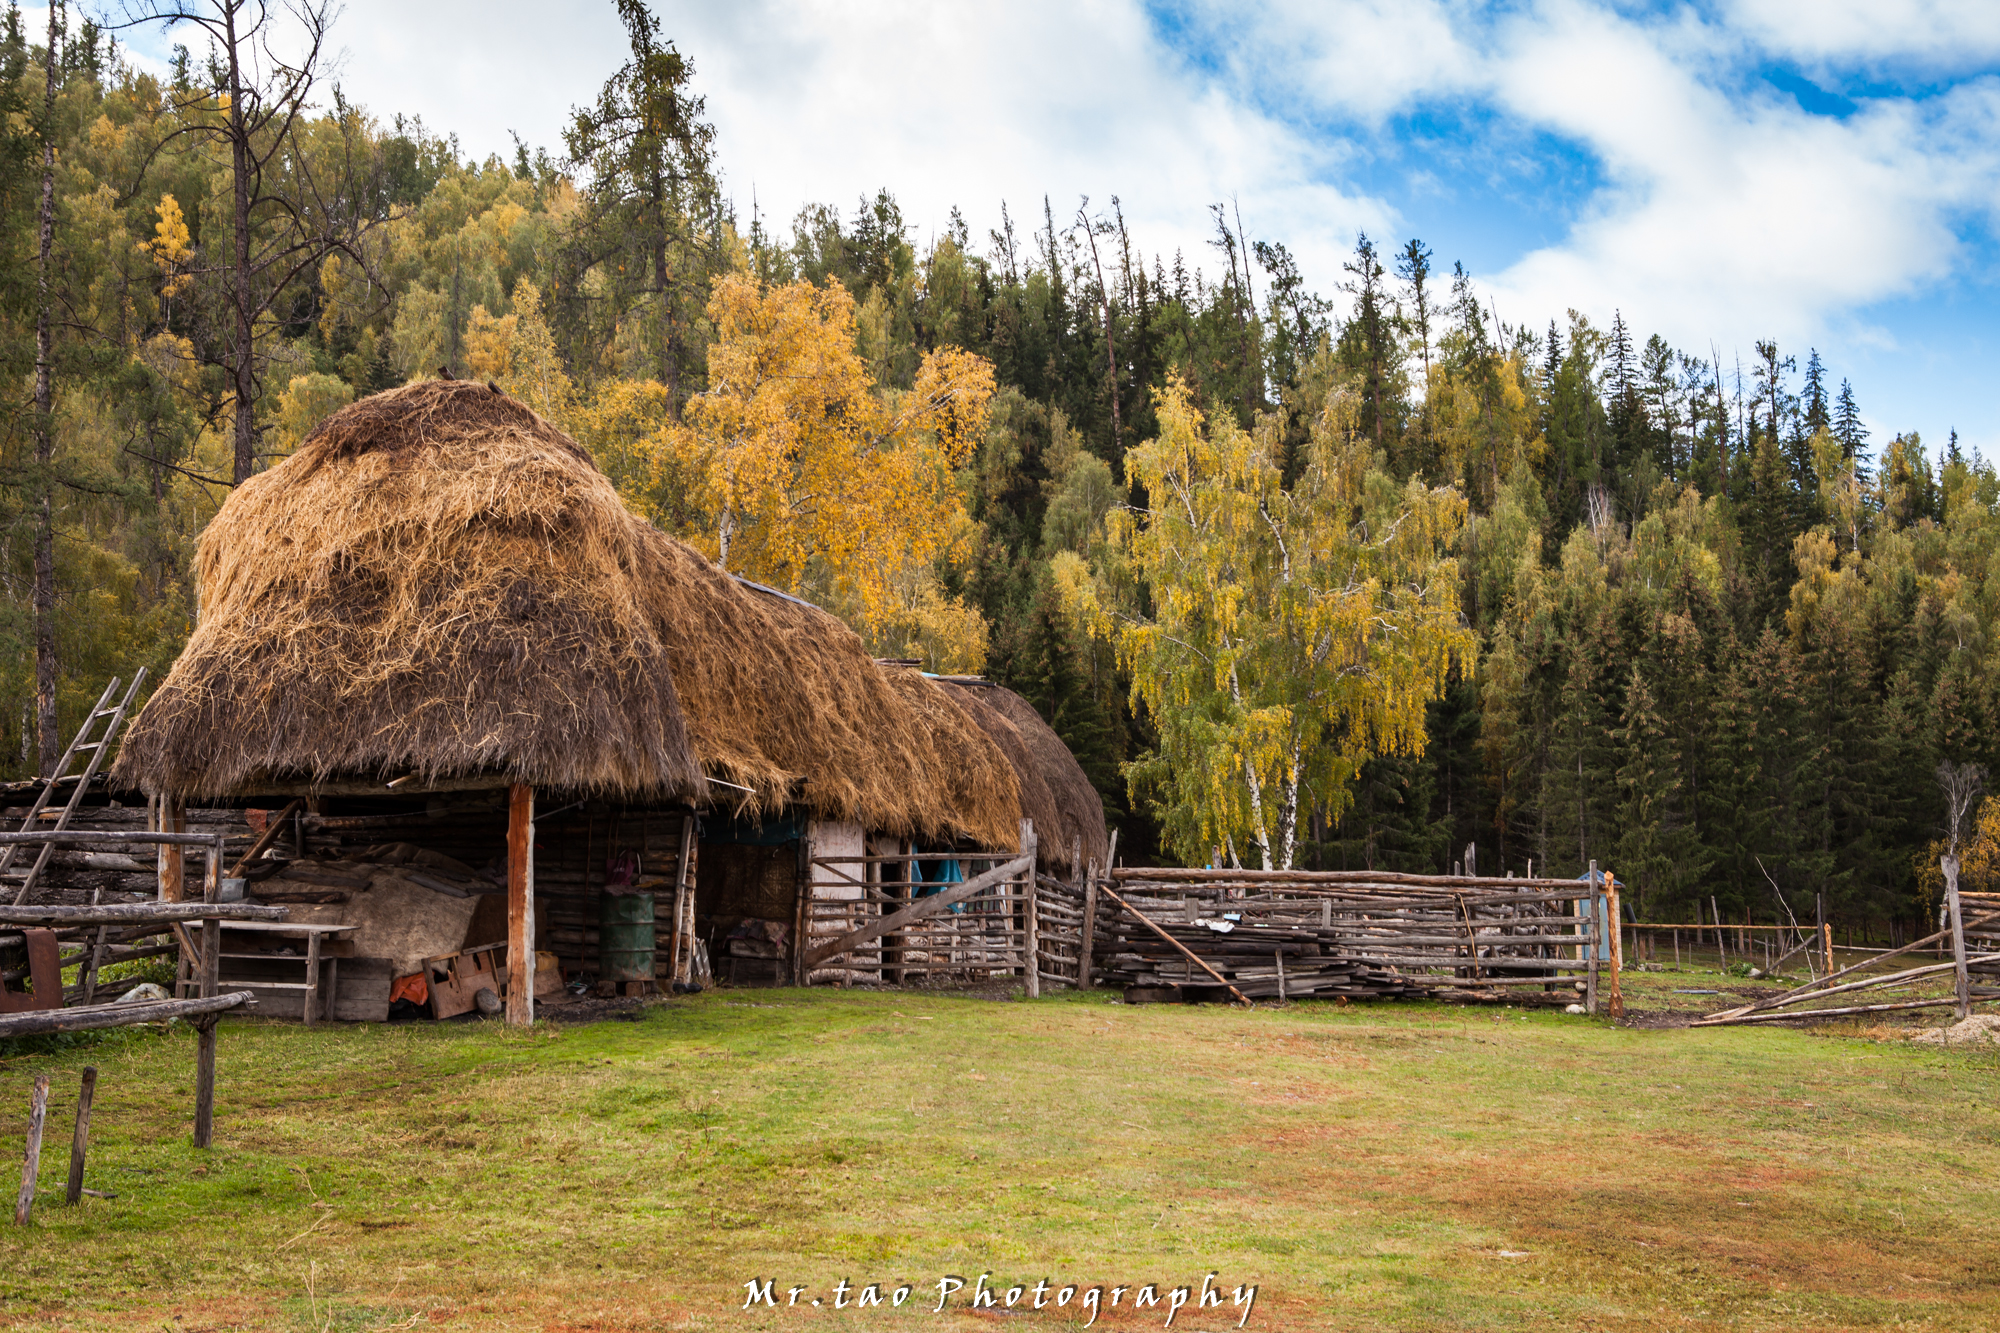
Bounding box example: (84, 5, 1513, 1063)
(1939, 761, 1983, 861)
(110, 0, 390, 483)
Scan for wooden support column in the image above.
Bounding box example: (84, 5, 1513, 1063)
(506, 784, 535, 1026)
(156, 795, 186, 902)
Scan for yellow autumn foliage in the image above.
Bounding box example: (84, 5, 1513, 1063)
(632, 273, 994, 669)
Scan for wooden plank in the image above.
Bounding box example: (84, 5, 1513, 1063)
(506, 784, 534, 1026)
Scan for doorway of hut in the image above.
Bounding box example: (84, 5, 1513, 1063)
(696, 810, 804, 985)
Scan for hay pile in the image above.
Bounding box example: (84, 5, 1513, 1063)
(116, 379, 703, 800)
(117, 377, 1029, 853)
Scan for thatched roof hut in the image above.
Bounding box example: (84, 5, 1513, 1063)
(114, 379, 1023, 851)
(115, 379, 705, 801)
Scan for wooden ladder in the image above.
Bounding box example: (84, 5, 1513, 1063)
(2, 668, 148, 905)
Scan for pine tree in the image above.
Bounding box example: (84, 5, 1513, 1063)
(1833, 378, 1868, 463)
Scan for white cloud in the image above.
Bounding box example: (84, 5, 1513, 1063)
(1725, 0, 2000, 69)
(1478, 2, 1996, 352)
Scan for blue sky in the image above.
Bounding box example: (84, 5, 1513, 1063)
(72, 0, 2000, 458)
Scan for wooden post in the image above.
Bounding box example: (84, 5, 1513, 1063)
(1585, 864, 1600, 1015)
(1605, 867, 1624, 1019)
(1079, 859, 1098, 991)
(82, 887, 107, 1005)
(1022, 820, 1039, 998)
(793, 832, 814, 987)
(1712, 896, 1726, 973)
(1944, 855, 1970, 1022)
(1823, 920, 1834, 978)
(157, 796, 186, 902)
(506, 784, 535, 1026)
(669, 814, 694, 986)
(64, 1067, 95, 1206)
(14, 1073, 49, 1225)
(303, 929, 322, 1026)
(194, 840, 221, 1148)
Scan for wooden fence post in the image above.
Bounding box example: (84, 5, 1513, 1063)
(14, 1073, 48, 1225)
(506, 784, 535, 1026)
(1079, 859, 1098, 991)
(1585, 863, 1600, 1015)
(65, 1067, 95, 1206)
(193, 839, 222, 1148)
(1605, 867, 1624, 1020)
(1944, 855, 1970, 1022)
(1022, 820, 1039, 998)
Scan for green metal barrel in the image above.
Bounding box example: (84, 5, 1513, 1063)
(598, 892, 657, 982)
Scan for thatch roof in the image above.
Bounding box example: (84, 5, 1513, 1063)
(115, 378, 1028, 852)
(631, 529, 1021, 849)
(115, 379, 705, 801)
(933, 680, 1109, 874)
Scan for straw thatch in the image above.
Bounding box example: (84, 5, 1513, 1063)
(631, 529, 1022, 849)
(115, 379, 704, 800)
(934, 680, 1109, 874)
(116, 377, 1028, 852)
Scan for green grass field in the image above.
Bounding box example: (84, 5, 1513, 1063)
(0, 974, 1995, 1332)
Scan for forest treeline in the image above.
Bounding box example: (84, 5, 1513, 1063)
(1, 3, 1994, 938)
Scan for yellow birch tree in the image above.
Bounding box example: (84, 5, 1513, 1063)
(1057, 374, 1474, 868)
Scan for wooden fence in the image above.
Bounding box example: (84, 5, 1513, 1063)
(802, 842, 1612, 1010)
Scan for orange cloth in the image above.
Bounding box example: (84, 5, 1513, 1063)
(388, 972, 428, 1007)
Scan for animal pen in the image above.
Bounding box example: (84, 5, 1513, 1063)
(795, 854, 1619, 1012)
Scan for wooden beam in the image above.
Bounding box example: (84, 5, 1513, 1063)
(506, 783, 534, 1026)
(804, 854, 1034, 971)
(227, 799, 303, 877)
